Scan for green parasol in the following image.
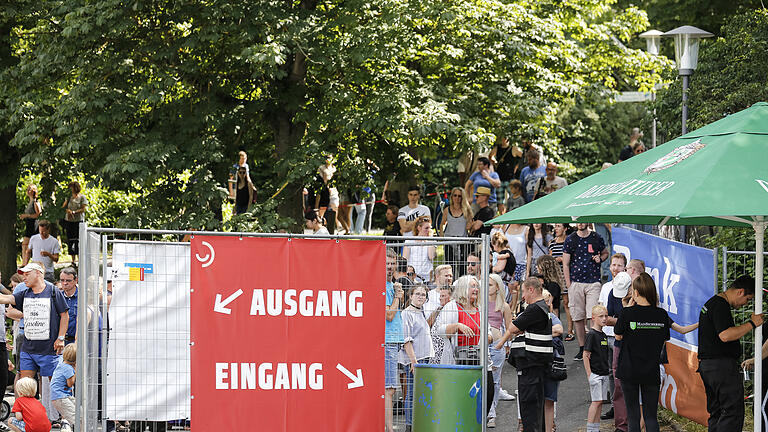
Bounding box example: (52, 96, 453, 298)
(489, 102, 768, 431)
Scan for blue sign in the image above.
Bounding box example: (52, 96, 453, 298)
(612, 227, 715, 347)
(124, 263, 154, 274)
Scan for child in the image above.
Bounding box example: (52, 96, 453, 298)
(51, 344, 77, 432)
(9, 377, 51, 432)
(583, 304, 610, 432)
(505, 180, 526, 212)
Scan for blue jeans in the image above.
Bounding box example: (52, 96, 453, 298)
(405, 358, 430, 425)
(353, 203, 366, 234)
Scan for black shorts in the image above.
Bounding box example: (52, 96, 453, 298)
(24, 219, 37, 238)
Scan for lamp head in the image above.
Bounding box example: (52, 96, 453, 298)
(663, 25, 713, 74)
(639, 30, 664, 56)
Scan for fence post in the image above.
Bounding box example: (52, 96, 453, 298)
(480, 234, 489, 432)
(76, 223, 87, 432)
(722, 247, 728, 293)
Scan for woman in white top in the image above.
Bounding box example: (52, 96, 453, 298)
(487, 274, 514, 427)
(403, 217, 436, 283)
(400, 285, 435, 428)
(526, 223, 553, 277)
(304, 210, 329, 235)
(440, 187, 473, 276)
(429, 286, 458, 365)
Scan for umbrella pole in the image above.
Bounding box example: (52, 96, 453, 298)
(756, 220, 765, 432)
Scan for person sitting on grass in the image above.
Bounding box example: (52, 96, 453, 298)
(9, 377, 50, 432)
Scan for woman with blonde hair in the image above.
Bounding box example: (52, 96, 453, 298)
(19, 184, 42, 266)
(487, 273, 513, 427)
(403, 216, 436, 283)
(440, 187, 473, 275)
(445, 275, 480, 365)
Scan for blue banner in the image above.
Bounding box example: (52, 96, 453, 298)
(612, 227, 715, 347)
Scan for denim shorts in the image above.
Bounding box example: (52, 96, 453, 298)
(9, 417, 26, 431)
(385, 343, 402, 389)
(20, 351, 60, 376)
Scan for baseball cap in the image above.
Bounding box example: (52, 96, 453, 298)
(475, 186, 491, 196)
(18, 263, 44, 274)
(612, 272, 632, 298)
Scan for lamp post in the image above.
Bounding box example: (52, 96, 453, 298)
(662, 25, 713, 134)
(640, 30, 663, 148)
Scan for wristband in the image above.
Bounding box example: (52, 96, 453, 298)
(749, 320, 757, 329)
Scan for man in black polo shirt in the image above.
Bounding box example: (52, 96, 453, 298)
(698, 275, 763, 431)
(469, 186, 494, 237)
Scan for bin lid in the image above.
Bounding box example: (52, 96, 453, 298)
(414, 364, 482, 370)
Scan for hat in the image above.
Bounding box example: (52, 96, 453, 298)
(475, 186, 491, 196)
(18, 263, 44, 275)
(612, 272, 632, 298)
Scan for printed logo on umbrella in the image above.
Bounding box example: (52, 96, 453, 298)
(644, 140, 706, 174)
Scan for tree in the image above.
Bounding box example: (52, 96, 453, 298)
(2, 0, 665, 253)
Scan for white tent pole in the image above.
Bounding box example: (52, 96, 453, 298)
(755, 219, 765, 432)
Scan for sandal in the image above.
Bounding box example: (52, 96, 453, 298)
(564, 333, 575, 342)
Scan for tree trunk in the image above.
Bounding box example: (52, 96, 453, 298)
(0, 136, 20, 286)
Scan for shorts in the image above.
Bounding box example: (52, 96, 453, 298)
(53, 396, 76, 424)
(496, 181, 510, 204)
(9, 417, 26, 431)
(513, 264, 527, 282)
(588, 373, 610, 402)
(385, 343, 402, 389)
(20, 351, 60, 376)
(544, 377, 559, 401)
(568, 281, 601, 321)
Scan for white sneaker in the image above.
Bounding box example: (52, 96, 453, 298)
(487, 417, 496, 428)
(498, 388, 515, 401)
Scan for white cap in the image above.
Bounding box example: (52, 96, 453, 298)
(17, 263, 44, 275)
(612, 272, 632, 298)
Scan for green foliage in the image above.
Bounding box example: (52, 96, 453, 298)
(653, 9, 768, 141)
(2, 0, 666, 231)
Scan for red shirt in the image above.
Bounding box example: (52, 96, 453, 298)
(12, 397, 51, 432)
(457, 304, 480, 347)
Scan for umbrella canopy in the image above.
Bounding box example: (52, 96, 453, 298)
(488, 102, 768, 228)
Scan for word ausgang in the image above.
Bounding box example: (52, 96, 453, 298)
(575, 179, 675, 199)
(250, 289, 363, 317)
(215, 362, 323, 390)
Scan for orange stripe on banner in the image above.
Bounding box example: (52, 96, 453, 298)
(659, 342, 708, 425)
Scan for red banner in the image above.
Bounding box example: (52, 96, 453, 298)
(190, 237, 385, 431)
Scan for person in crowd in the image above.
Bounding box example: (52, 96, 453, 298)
(742, 329, 768, 432)
(58, 267, 79, 345)
(514, 136, 546, 175)
(505, 180, 526, 213)
(542, 288, 564, 432)
(445, 275, 481, 365)
(526, 223, 552, 277)
(495, 277, 553, 432)
(598, 253, 627, 422)
(562, 223, 608, 360)
(618, 129, 643, 162)
(384, 250, 404, 432)
(440, 187, 472, 275)
(0, 263, 68, 425)
(424, 265, 452, 316)
(519, 148, 546, 202)
(465, 157, 501, 214)
(495, 224, 527, 305)
(549, 223, 573, 339)
(20, 184, 42, 266)
(60, 181, 88, 261)
(9, 377, 50, 432)
(489, 137, 522, 214)
(469, 187, 494, 237)
(398, 186, 431, 236)
(606, 270, 632, 432)
(316, 156, 338, 234)
(466, 252, 480, 278)
(428, 284, 458, 365)
(490, 232, 516, 301)
(8, 273, 24, 374)
(383, 205, 402, 237)
(487, 274, 513, 428)
(698, 275, 762, 431)
(626, 259, 644, 281)
(400, 284, 434, 431)
(584, 304, 611, 432)
(50, 344, 76, 432)
(534, 162, 568, 198)
(304, 209, 329, 235)
(231, 167, 254, 215)
(403, 216, 436, 284)
(618, 141, 646, 163)
(537, 255, 564, 319)
(601, 162, 613, 170)
(27, 221, 60, 283)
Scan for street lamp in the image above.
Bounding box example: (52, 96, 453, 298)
(662, 25, 713, 134)
(639, 30, 664, 148)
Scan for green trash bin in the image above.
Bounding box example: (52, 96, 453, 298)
(411, 364, 483, 432)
